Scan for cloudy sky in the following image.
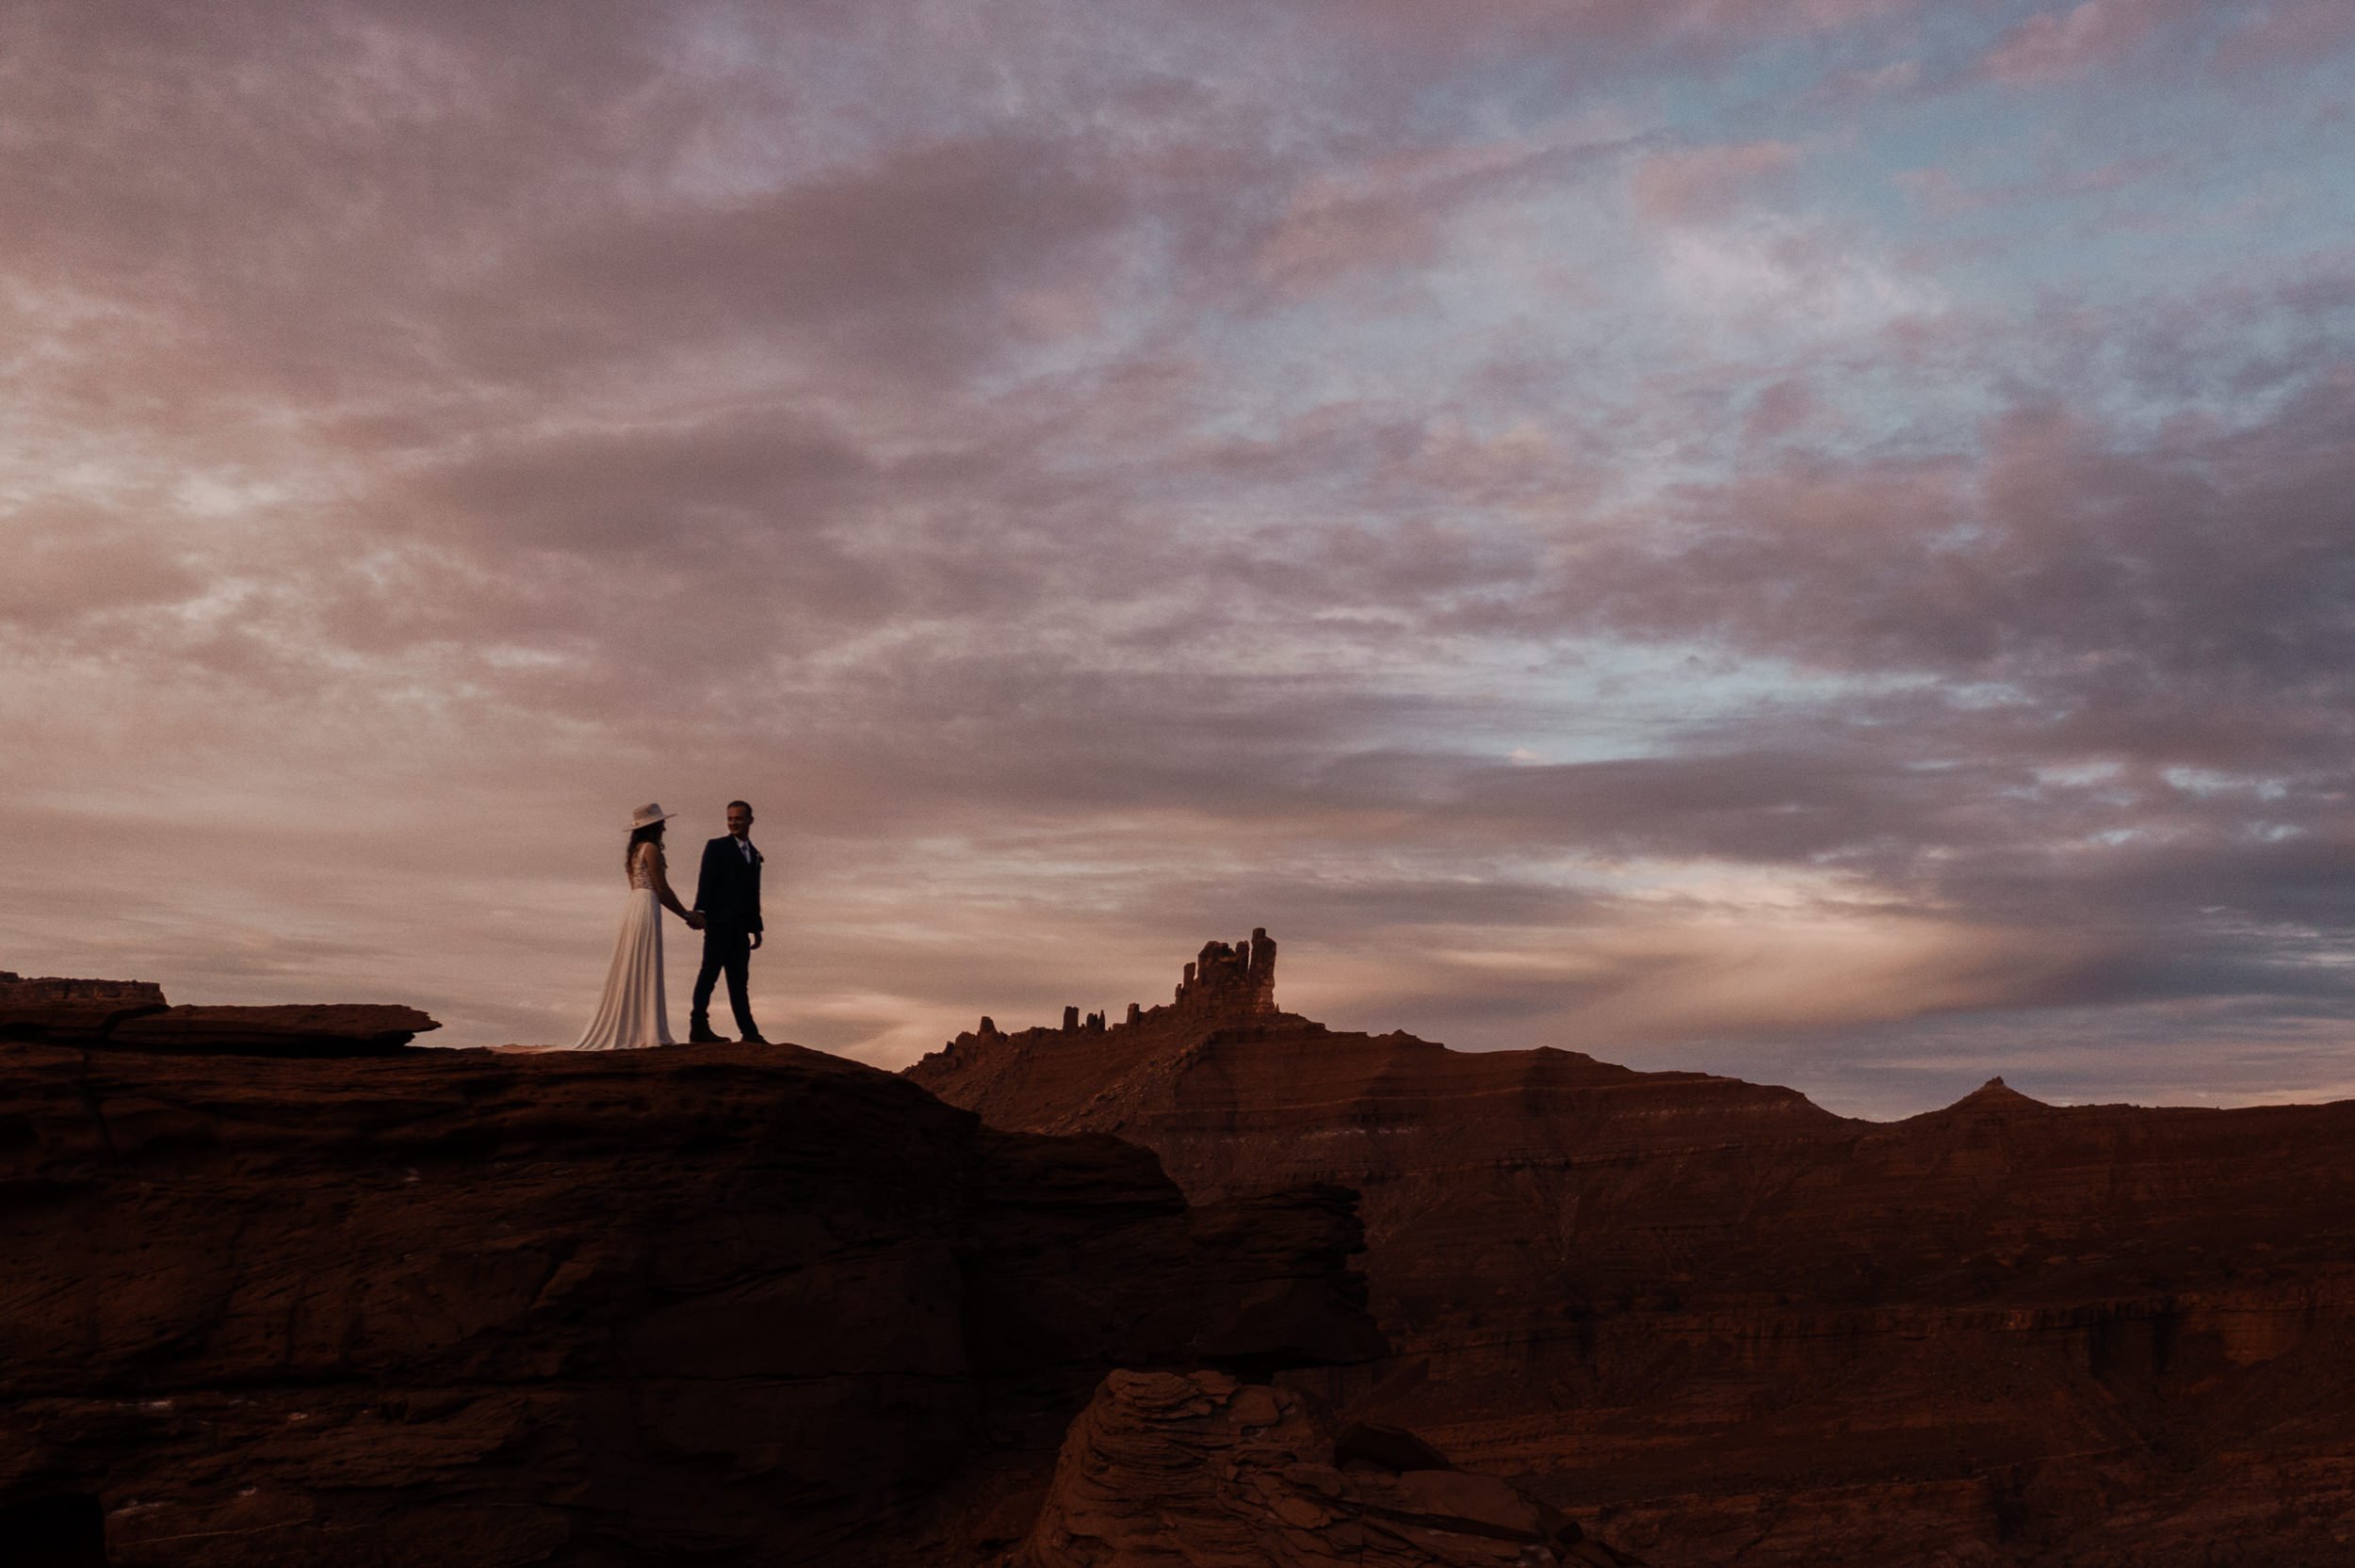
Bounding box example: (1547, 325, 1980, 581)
(6, 1, 2354, 1114)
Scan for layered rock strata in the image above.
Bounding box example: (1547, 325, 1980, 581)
(0, 1036, 1383, 1566)
(1016, 1368, 1642, 1567)
(0, 977, 436, 1055)
(909, 934, 2355, 1566)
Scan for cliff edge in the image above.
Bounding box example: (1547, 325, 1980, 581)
(0, 1032, 1385, 1565)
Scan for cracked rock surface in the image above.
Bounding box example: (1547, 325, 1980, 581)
(916, 985, 2355, 1566)
(0, 1041, 1381, 1565)
(1016, 1368, 1641, 1567)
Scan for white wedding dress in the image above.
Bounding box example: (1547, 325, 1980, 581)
(571, 841, 674, 1049)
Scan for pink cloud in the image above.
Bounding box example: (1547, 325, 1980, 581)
(0, 509, 199, 631)
(3, 0, 2353, 1115)
(1744, 379, 1820, 442)
(1255, 178, 1446, 293)
(2216, 0, 2355, 72)
(1252, 134, 1624, 297)
(1978, 0, 2195, 87)
(1318, 0, 1908, 57)
(1812, 56, 1926, 104)
(1896, 154, 2176, 217)
(1630, 140, 1801, 223)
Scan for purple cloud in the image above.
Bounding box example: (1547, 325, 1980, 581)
(5, 0, 2354, 1117)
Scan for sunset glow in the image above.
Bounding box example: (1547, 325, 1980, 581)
(6, 1, 2354, 1113)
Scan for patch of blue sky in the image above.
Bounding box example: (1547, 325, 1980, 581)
(1348, 633, 1910, 765)
(1887, 81, 2354, 285)
(1011, 8, 2355, 552)
(1161, 243, 1732, 467)
(1171, 201, 1820, 443)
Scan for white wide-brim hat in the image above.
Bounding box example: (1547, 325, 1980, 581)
(629, 802, 674, 830)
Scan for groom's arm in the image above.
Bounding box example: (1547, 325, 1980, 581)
(692, 839, 719, 914)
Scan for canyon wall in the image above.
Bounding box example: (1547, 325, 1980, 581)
(909, 935, 2355, 1565)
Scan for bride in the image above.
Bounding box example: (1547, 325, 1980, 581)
(572, 803, 705, 1049)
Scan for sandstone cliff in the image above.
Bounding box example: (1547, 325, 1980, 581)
(0, 1031, 1384, 1565)
(0, 975, 436, 1056)
(908, 935, 2355, 1565)
(1016, 1367, 1641, 1567)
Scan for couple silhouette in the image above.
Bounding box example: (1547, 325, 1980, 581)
(571, 800, 767, 1050)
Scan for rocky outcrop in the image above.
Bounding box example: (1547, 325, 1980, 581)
(909, 934, 2355, 1566)
(1172, 927, 1278, 1018)
(1016, 1368, 1641, 1567)
(0, 977, 437, 1054)
(0, 978, 170, 1045)
(1022, 928, 1281, 1044)
(0, 1036, 1383, 1566)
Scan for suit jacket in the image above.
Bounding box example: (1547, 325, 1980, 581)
(693, 835, 764, 935)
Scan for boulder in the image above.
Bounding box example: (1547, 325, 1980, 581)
(1015, 1368, 1640, 1566)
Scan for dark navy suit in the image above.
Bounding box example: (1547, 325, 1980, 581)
(690, 834, 764, 1040)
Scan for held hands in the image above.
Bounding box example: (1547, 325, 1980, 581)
(684, 910, 706, 930)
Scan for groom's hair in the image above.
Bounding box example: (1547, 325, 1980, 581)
(727, 800, 752, 813)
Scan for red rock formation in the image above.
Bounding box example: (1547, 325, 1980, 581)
(1020, 928, 1281, 1053)
(0, 977, 170, 1044)
(0, 1035, 1382, 1566)
(909, 935, 2355, 1566)
(0, 978, 437, 1055)
(1016, 1368, 1643, 1566)
(1171, 927, 1278, 1019)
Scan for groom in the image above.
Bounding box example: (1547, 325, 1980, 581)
(690, 800, 768, 1044)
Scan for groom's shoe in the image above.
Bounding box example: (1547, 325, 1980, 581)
(688, 1018, 727, 1044)
(738, 1030, 771, 1045)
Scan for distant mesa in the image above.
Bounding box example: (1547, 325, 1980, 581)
(1924, 1074, 2057, 1118)
(0, 975, 437, 1056)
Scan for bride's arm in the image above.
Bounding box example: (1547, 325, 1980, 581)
(649, 848, 703, 926)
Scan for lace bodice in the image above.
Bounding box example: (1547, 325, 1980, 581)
(628, 840, 663, 892)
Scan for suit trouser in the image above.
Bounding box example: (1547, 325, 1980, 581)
(691, 927, 758, 1036)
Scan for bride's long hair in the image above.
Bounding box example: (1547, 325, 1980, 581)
(625, 820, 663, 873)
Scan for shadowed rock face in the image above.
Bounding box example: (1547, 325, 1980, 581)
(908, 943, 2355, 1566)
(1016, 1368, 1643, 1567)
(0, 1039, 1383, 1566)
(0, 978, 436, 1055)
